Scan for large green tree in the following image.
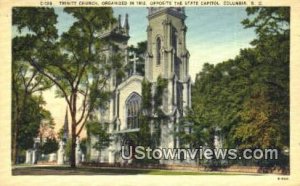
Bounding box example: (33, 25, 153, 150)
(40, 137, 59, 155)
(13, 7, 123, 167)
(12, 7, 57, 164)
(12, 51, 53, 164)
(187, 7, 289, 168)
(234, 7, 289, 167)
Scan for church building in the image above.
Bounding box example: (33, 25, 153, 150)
(89, 7, 192, 164)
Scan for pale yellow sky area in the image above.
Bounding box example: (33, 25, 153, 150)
(42, 87, 87, 138)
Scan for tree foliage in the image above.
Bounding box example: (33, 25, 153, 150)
(40, 137, 59, 154)
(12, 7, 123, 167)
(187, 7, 289, 168)
(86, 121, 111, 160)
(127, 41, 147, 75)
(12, 50, 54, 164)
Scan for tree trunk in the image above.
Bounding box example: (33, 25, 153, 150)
(70, 120, 76, 168)
(12, 86, 19, 165)
(14, 91, 29, 164)
(12, 113, 18, 164)
(12, 127, 19, 164)
(12, 93, 21, 165)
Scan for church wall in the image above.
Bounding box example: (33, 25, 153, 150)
(89, 134, 99, 161)
(146, 15, 185, 81)
(148, 14, 166, 81)
(117, 76, 143, 130)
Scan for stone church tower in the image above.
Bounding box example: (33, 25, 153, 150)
(146, 7, 191, 113)
(89, 8, 192, 164)
(98, 14, 130, 126)
(146, 8, 192, 161)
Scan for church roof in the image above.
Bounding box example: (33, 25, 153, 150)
(117, 74, 144, 91)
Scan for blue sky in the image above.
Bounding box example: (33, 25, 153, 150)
(55, 7, 256, 81)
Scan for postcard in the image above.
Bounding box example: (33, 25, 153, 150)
(1, 0, 299, 185)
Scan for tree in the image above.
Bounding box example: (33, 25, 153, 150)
(127, 41, 147, 75)
(57, 126, 66, 140)
(40, 138, 59, 154)
(12, 7, 56, 164)
(80, 137, 88, 156)
(16, 96, 52, 149)
(234, 7, 290, 168)
(86, 121, 111, 161)
(186, 7, 289, 169)
(38, 109, 56, 140)
(11, 60, 53, 164)
(12, 7, 124, 167)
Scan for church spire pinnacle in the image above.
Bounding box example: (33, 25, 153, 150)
(63, 107, 69, 141)
(118, 14, 122, 28)
(124, 13, 129, 35)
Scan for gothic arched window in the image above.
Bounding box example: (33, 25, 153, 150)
(126, 93, 142, 129)
(156, 37, 161, 65)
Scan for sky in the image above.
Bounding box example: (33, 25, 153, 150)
(18, 7, 257, 136)
(55, 7, 256, 81)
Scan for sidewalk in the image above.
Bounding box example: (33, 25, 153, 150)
(12, 164, 263, 175)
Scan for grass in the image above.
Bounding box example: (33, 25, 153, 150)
(12, 165, 258, 175)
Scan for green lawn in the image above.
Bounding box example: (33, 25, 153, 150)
(12, 166, 258, 175)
